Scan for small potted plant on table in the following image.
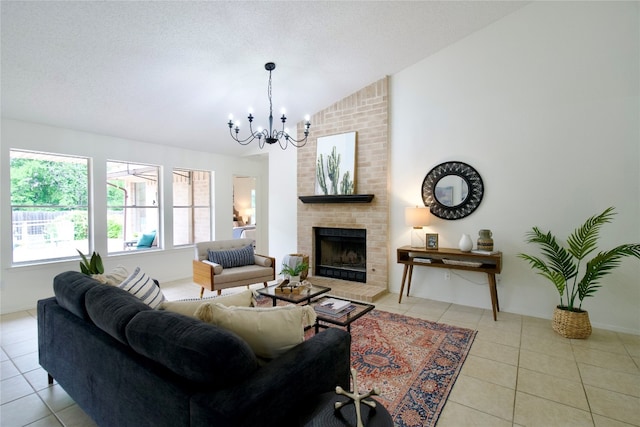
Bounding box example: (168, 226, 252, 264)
(278, 260, 309, 293)
(518, 207, 639, 338)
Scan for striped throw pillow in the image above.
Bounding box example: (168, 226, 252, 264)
(118, 267, 166, 309)
(208, 245, 255, 268)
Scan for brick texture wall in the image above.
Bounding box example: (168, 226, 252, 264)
(296, 77, 389, 290)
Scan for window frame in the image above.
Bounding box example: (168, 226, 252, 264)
(106, 160, 161, 253)
(10, 149, 91, 265)
(172, 168, 212, 246)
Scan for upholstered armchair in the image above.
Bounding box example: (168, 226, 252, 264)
(193, 238, 275, 298)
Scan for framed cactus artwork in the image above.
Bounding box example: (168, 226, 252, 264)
(315, 131, 356, 195)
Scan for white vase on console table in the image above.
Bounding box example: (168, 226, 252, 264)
(458, 234, 473, 252)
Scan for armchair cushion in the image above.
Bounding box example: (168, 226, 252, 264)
(202, 260, 224, 274)
(208, 244, 254, 268)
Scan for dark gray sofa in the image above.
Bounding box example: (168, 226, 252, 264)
(38, 271, 351, 427)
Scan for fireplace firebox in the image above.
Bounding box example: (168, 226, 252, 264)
(314, 227, 366, 283)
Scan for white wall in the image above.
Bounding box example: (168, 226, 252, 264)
(390, 2, 639, 333)
(0, 119, 268, 313)
(266, 144, 298, 276)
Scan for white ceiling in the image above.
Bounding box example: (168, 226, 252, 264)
(1, 1, 528, 157)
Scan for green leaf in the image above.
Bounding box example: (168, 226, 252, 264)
(521, 228, 577, 280)
(517, 254, 567, 296)
(79, 263, 89, 275)
(567, 207, 615, 261)
(93, 252, 104, 274)
(577, 244, 640, 301)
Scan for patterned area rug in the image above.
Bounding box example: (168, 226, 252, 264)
(346, 310, 476, 427)
(257, 295, 476, 426)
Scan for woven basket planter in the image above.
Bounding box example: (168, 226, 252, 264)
(552, 306, 592, 339)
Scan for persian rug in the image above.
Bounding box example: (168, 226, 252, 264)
(256, 296, 476, 426)
(346, 310, 476, 427)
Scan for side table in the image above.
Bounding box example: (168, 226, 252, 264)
(300, 392, 393, 427)
(397, 246, 503, 320)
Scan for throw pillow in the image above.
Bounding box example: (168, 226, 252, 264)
(207, 245, 254, 268)
(136, 231, 156, 248)
(118, 266, 165, 309)
(194, 303, 317, 359)
(158, 289, 256, 318)
(91, 265, 130, 286)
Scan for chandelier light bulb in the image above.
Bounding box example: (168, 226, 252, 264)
(227, 61, 311, 149)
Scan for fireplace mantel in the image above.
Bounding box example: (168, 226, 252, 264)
(298, 194, 375, 204)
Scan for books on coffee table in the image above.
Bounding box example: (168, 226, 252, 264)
(314, 298, 356, 317)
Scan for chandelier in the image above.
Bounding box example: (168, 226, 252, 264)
(228, 62, 311, 149)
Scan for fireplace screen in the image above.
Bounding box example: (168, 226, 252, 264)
(314, 227, 366, 283)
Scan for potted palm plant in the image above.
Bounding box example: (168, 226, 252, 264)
(518, 207, 640, 338)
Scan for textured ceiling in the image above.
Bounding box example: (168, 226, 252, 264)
(1, 1, 528, 157)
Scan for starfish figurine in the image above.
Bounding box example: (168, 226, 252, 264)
(334, 368, 380, 427)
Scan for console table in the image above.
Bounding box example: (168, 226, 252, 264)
(396, 246, 503, 320)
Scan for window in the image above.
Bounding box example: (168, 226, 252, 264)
(173, 169, 211, 245)
(10, 150, 89, 263)
(107, 161, 160, 252)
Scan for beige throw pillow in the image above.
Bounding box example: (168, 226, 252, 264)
(158, 289, 256, 318)
(91, 265, 129, 286)
(194, 303, 317, 359)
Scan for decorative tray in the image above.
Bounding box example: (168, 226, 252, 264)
(442, 259, 483, 268)
(275, 280, 311, 294)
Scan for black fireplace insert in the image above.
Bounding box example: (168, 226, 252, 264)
(314, 227, 366, 283)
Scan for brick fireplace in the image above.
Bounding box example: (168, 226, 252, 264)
(296, 77, 389, 302)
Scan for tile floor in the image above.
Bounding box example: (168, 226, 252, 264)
(1, 279, 639, 427)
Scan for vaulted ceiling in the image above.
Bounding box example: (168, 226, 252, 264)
(1, 1, 528, 157)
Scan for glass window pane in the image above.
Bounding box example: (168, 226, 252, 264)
(107, 161, 160, 253)
(10, 150, 89, 263)
(173, 169, 211, 246)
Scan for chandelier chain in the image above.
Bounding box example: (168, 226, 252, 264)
(268, 69, 273, 125)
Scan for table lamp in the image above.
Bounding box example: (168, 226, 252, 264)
(405, 206, 431, 248)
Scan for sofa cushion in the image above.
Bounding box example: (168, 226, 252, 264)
(194, 303, 317, 359)
(158, 289, 256, 318)
(53, 271, 102, 320)
(85, 285, 152, 345)
(208, 245, 254, 268)
(126, 310, 258, 387)
(118, 267, 166, 308)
